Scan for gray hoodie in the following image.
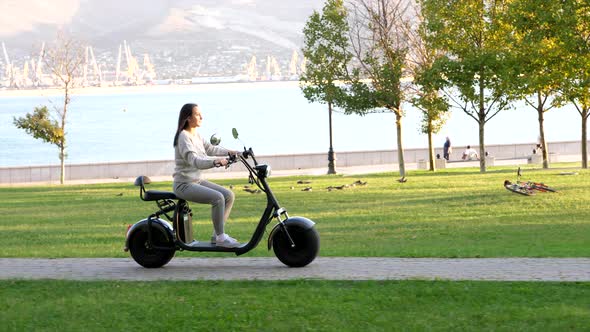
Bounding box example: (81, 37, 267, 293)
(173, 130, 230, 183)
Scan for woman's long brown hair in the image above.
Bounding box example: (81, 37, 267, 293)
(173, 103, 198, 147)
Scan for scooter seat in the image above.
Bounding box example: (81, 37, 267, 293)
(144, 190, 177, 201)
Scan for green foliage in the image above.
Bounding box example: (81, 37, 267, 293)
(339, 69, 383, 115)
(502, 0, 581, 169)
(345, 50, 406, 114)
(342, 0, 409, 116)
(300, 0, 351, 107)
(421, 0, 518, 172)
(505, 0, 567, 102)
(1, 280, 589, 331)
(412, 51, 450, 135)
(413, 90, 449, 134)
(557, 1, 590, 168)
(557, 0, 590, 110)
(338, 0, 413, 176)
(421, 0, 516, 119)
(13, 106, 64, 148)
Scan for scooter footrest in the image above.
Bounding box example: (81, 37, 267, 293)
(181, 241, 248, 251)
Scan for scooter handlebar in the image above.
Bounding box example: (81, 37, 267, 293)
(242, 147, 254, 159)
(218, 148, 256, 168)
(213, 153, 238, 168)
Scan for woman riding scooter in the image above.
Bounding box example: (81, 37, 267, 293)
(126, 125, 320, 268)
(172, 103, 241, 248)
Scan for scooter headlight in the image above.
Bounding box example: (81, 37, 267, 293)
(255, 164, 271, 178)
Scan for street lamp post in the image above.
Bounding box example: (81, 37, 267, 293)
(328, 102, 336, 174)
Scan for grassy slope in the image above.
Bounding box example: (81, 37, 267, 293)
(0, 164, 588, 258)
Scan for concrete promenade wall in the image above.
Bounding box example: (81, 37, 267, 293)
(1, 140, 587, 185)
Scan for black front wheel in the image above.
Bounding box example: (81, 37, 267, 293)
(272, 225, 319, 267)
(128, 227, 175, 268)
(531, 183, 558, 192)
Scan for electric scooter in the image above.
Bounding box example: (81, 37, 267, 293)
(124, 129, 320, 268)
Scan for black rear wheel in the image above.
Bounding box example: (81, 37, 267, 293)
(129, 227, 175, 268)
(272, 225, 319, 267)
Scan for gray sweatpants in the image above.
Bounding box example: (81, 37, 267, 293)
(173, 180, 235, 236)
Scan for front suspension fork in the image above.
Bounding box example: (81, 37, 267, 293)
(274, 208, 295, 248)
(146, 215, 156, 249)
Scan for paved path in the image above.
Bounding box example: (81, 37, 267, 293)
(1, 257, 589, 281)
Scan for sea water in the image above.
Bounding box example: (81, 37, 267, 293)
(0, 82, 581, 167)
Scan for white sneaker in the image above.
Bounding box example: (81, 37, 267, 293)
(215, 234, 240, 248)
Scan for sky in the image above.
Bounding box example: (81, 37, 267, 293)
(0, 0, 80, 37)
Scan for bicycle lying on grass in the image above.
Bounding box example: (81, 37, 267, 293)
(504, 167, 558, 196)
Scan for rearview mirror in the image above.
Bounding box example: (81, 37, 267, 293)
(210, 134, 221, 146)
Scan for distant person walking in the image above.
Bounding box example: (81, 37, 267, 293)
(443, 137, 452, 161)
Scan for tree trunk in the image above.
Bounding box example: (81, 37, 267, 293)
(327, 101, 336, 174)
(582, 107, 588, 169)
(60, 84, 69, 184)
(537, 92, 549, 169)
(59, 146, 65, 184)
(478, 81, 486, 173)
(427, 120, 435, 171)
(395, 109, 405, 178)
(478, 118, 485, 173)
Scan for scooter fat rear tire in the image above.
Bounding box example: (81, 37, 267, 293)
(129, 228, 175, 268)
(273, 225, 319, 267)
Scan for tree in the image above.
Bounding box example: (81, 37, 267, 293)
(506, 0, 567, 169)
(344, 0, 413, 179)
(558, 0, 590, 169)
(422, 0, 516, 172)
(14, 106, 65, 164)
(300, 0, 352, 174)
(408, 1, 449, 171)
(13, 34, 85, 184)
(412, 73, 449, 170)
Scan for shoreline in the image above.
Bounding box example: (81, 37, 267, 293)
(0, 80, 301, 98)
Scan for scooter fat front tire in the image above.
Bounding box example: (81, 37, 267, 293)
(273, 225, 319, 267)
(129, 228, 175, 268)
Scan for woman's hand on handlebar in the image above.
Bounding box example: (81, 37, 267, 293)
(214, 158, 229, 167)
(214, 153, 239, 168)
(213, 150, 248, 168)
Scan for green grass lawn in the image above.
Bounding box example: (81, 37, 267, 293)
(2, 164, 589, 331)
(0, 164, 589, 258)
(1, 280, 589, 331)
